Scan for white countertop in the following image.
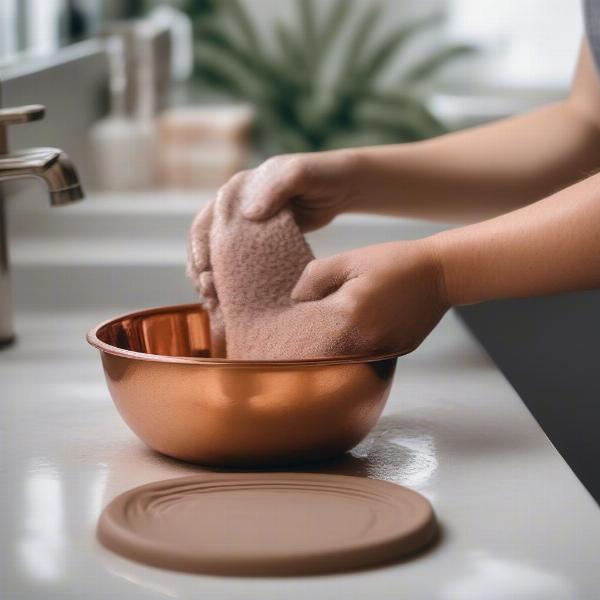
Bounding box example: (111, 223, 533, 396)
(1, 308, 599, 600)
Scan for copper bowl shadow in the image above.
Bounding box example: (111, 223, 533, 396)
(87, 303, 400, 467)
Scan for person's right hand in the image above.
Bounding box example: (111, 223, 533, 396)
(236, 150, 361, 232)
(188, 149, 361, 300)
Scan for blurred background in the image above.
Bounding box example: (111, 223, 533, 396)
(0, 0, 583, 308)
(2, 1, 599, 502)
(0, 0, 583, 187)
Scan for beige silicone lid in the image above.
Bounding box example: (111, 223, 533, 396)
(97, 472, 437, 576)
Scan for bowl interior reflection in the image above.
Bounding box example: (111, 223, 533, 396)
(97, 304, 214, 358)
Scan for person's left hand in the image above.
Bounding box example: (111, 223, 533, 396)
(291, 239, 449, 355)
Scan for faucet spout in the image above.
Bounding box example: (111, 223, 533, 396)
(0, 104, 86, 349)
(0, 147, 84, 206)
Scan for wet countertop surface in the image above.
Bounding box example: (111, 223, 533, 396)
(1, 308, 599, 600)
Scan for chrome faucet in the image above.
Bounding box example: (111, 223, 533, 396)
(0, 104, 84, 348)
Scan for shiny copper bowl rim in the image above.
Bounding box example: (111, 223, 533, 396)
(86, 303, 408, 368)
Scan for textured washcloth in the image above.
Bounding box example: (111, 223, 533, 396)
(187, 192, 357, 360)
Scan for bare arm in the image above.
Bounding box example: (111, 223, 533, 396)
(240, 40, 600, 227)
(286, 41, 600, 354)
(432, 169, 600, 305)
(346, 40, 600, 222)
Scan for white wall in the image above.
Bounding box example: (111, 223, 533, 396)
(446, 0, 582, 89)
(232, 0, 582, 91)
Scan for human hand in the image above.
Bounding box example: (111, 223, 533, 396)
(187, 200, 227, 356)
(188, 149, 359, 302)
(291, 239, 449, 355)
(238, 150, 361, 232)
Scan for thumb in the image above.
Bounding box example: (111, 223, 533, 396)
(291, 257, 347, 302)
(242, 157, 306, 220)
(241, 179, 292, 221)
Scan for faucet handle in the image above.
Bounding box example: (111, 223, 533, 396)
(0, 104, 45, 127)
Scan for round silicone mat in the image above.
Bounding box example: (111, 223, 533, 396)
(97, 472, 437, 576)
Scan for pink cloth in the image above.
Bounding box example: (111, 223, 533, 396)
(187, 193, 356, 360)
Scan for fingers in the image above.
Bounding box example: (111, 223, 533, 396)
(187, 170, 249, 301)
(187, 170, 244, 284)
(214, 170, 248, 219)
(187, 202, 225, 355)
(199, 271, 217, 300)
(291, 256, 351, 302)
(187, 203, 214, 283)
(241, 155, 309, 221)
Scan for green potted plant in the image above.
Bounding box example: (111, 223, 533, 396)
(185, 0, 473, 154)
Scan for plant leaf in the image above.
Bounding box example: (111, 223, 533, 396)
(255, 103, 314, 153)
(196, 25, 298, 91)
(224, 0, 264, 57)
(189, 0, 467, 154)
(275, 21, 309, 73)
(298, 0, 319, 73)
(354, 112, 432, 142)
(193, 60, 246, 98)
(356, 13, 442, 87)
(401, 44, 475, 84)
(366, 91, 446, 134)
(319, 0, 354, 54)
(181, 0, 221, 21)
(193, 49, 261, 100)
(337, 3, 382, 90)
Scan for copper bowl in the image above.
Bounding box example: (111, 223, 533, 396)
(87, 304, 400, 467)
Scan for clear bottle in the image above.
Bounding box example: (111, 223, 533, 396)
(89, 33, 157, 191)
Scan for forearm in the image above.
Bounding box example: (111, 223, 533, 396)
(431, 171, 600, 306)
(345, 99, 600, 223)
